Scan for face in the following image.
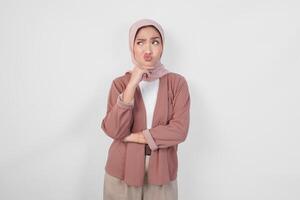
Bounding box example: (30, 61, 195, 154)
(133, 26, 163, 68)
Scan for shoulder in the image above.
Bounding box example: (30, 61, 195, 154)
(109, 71, 131, 92)
(165, 72, 189, 91)
(166, 71, 187, 81)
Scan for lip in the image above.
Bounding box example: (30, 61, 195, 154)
(144, 54, 152, 61)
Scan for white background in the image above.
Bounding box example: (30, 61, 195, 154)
(1, 0, 299, 199)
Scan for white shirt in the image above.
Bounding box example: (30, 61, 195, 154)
(138, 79, 160, 129)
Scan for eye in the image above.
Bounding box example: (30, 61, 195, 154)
(153, 40, 160, 45)
(136, 41, 143, 45)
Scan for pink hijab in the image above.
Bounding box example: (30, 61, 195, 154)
(126, 18, 170, 82)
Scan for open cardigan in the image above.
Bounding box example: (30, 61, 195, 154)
(101, 71, 191, 187)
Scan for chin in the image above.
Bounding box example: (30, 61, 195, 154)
(144, 60, 158, 67)
(143, 62, 153, 67)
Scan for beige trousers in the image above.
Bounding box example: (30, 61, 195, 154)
(103, 155, 178, 200)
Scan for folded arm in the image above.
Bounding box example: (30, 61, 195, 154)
(142, 77, 191, 150)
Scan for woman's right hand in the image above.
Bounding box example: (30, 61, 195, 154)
(122, 64, 155, 104)
(128, 64, 155, 87)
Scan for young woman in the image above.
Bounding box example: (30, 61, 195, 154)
(101, 18, 191, 200)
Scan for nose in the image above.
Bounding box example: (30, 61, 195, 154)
(144, 43, 152, 54)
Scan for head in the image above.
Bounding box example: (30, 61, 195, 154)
(133, 25, 163, 68)
(129, 19, 165, 70)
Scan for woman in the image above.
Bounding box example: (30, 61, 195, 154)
(101, 18, 191, 200)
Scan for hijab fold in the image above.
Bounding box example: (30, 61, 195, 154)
(126, 18, 170, 81)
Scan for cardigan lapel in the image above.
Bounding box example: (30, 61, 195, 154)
(124, 71, 170, 130)
(135, 74, 169, 129)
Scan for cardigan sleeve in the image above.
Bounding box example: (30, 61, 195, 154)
(142, 77, 190, 150)
(101, 80, 134, 140)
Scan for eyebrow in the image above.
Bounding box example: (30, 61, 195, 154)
(136, 37, 161, 41)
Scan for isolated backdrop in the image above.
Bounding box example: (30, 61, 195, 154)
(1, 0, 299, 199)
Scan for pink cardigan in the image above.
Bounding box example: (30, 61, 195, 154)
(101, 71, 190, 187)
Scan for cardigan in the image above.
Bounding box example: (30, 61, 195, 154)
(139, 79, 160, 155)
(101, 71, 190, 187)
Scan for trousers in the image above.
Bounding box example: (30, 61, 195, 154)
(103, 155, 178, 200)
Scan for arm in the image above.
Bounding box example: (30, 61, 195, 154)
(101, 80, 135, 140)
(142, 77, 191, 150)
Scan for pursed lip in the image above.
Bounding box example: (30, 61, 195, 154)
(144, 54, 152, 61)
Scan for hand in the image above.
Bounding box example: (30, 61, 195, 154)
(123, 131, 147, 144)
(127, 65, 155, 87)
(122, 64, 155, 104)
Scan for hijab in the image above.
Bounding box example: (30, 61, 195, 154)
(126, 18, 170, 82)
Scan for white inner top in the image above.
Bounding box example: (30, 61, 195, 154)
(138, 79, 160, 129)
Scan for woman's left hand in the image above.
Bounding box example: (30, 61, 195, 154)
(123, 131, 147, 144)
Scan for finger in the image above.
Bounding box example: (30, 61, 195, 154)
(141, 69, 150, 76)
(146, 72, 150, 77)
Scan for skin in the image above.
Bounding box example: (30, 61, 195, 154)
(133, 25, 163, 69)
(122, 26, 163, 144)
